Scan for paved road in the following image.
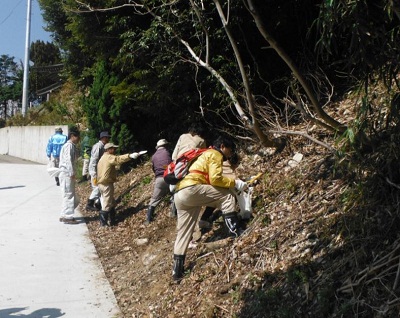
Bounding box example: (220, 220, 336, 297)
(0, 156, 121, 317)
(0, 155, 41, 164)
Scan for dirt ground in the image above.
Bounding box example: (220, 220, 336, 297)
(77, 156, 271, 317)
(76, 131, 400, 317)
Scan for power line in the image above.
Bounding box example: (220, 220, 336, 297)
(0, 0, 24, 26)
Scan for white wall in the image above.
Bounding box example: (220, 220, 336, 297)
(0, 125, 69, 164)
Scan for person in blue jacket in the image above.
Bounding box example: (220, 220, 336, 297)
(46, 127, 68, 186)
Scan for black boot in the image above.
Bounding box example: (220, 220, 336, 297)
(55, 177, 60, 186)
(201, 206, 215, 222)
(146, 206, 155, 224)
(109, 208, 117, 226)
(78, 175, 88, 183)
(223, 212, 244, 237)
(86, 199, 98, 211)
(94, 199, 102, 211)
(210, 210, 222, 223)
(172, 254, 185, 282)
(99, 211, 109, 227)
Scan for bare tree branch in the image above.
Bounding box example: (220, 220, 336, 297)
(213, 0, 278, 148)
(244, 0, 347, 134)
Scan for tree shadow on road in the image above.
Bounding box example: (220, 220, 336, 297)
(0, 185, 25, 190)
(0, 307, 65, 317)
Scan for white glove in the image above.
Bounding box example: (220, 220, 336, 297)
(129, 152, 139, 159)
(235, 179, 248, 192)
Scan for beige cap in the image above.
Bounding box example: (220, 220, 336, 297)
(104, 143, 119, 150)
(156, 139, 169, 149)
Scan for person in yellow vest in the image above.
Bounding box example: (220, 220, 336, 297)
(171, 135, 247, 282)
(199, 152, 241, 225)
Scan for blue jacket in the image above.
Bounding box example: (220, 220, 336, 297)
(46, 132, 68, 158)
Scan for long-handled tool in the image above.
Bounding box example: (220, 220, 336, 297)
(247, 172, 263, 185)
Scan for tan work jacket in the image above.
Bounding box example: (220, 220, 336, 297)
(172, 133, 206, 161)
(97, 152, 131, 185)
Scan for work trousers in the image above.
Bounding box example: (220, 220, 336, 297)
(59, 172, 78, 219)
(149, 177, 170, 207)
(98, 183, 115, 212)
(82, 158, 90, 177)
(88, 176, 101, 201)
(173, 184, 236, 255)
(51, 157, 60, 168)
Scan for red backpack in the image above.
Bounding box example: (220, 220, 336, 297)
(163, 148, 209, 185)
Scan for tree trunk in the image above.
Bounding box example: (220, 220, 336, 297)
(213, 0, 278, 147)
(245, 0, 346, 134)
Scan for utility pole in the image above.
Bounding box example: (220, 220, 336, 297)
(22, 0, 32, 117)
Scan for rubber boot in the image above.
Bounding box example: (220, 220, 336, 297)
(172, 254, 185, 282)
(78, 175, 88, 183)
(210, 210, 222, 223)
(99, 211, 109, 227)
(201, 206, 215, 222)
(109, 208, 116, 226)
(86, 199, 98, 211)
(146, 206, 155, 224)
(94, 199, 102, 211)
(55, 177, 60, 186)
(223, 212, 244, 237)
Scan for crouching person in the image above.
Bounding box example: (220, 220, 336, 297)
(172, 135, 247, 282)
(97, 143, 140, 226)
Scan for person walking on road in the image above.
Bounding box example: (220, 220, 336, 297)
(171, 135, 247, 282)
(97, 143, 142, 226)
(46, 127, 68, 186)
(58, 129, 81, 224)
(86, 131, 111, 211)
(146, 139, 172, 224)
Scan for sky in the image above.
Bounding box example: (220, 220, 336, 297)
(0, 0, 52, 62)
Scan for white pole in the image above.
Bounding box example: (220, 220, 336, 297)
(22, 0, 32, 117)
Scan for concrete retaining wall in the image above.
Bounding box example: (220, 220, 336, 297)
(0, 125, 69, 164)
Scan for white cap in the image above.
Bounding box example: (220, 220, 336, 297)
(156, 139, 169, 149)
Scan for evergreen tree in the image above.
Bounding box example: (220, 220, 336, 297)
(0, 55, 23, 121)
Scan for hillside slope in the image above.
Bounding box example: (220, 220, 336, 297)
(77, 115, 400, 317)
